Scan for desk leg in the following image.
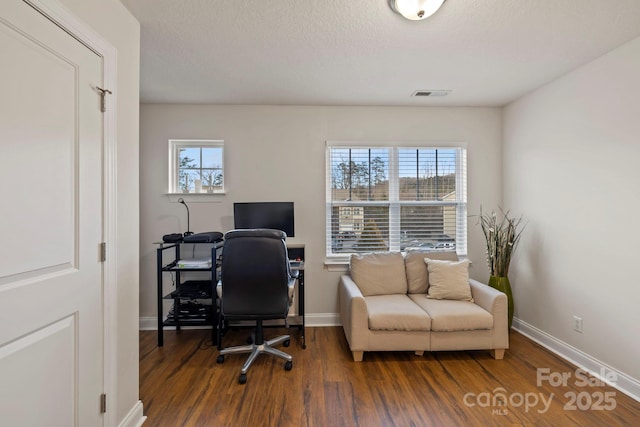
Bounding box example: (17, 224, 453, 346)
(298, 271, 306, 349)
(211, 280, 217, 346)
(156, 247, 164, 346)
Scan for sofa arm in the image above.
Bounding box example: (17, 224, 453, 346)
(469, 278, 509, 350)
(469, 279, 505, 312)
(339, 275, 369, 352)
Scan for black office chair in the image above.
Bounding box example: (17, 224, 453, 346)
(215, 229, 297, 384)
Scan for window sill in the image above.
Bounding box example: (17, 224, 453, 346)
(324, 258, 349, 272)
(166, 193, 225, 203)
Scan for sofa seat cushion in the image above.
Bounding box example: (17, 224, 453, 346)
(350, 252, 408, 296)
(365, 294, 431, 331)
(408, 294, 493, 332)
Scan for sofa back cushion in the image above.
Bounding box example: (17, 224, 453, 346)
(405, 251, 458, 294)
(350, 252, 407, 296)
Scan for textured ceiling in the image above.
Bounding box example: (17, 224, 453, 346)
(121, 0, 640, 106)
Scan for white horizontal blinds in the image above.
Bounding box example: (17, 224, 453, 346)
(455, 148, 468, 255)
(328, 147, 391, 253)
(398, 148, 457, 201)
(326, 144, 467, 257)
(329, 147, 389, 202)
(399, 205, 457, 243)
(397, 148, 462, 251)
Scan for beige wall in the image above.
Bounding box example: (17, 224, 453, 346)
(139, 105, 502, 324)
(504, 36, 640, 385)
(58, 0, 140, 424)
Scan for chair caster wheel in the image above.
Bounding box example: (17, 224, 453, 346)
(216, 355, 224, 364)
(247, 336, 253, 344)
(283, 339, 290, 347)
(284, 360, 293, 371)
(239, 373, 247, 384)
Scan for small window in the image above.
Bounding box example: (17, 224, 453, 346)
(169, 140, 224, 194)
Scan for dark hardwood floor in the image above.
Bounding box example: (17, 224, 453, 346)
(140, 327, 640, 426)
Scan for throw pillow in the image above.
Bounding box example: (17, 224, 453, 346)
(424, 258, 473, 302)
(405, 251, 458, 294)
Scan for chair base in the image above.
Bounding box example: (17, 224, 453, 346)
(219, 333, 292, 375)
(217, 320, 293, 383)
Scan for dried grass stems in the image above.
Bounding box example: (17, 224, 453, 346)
(477, 207, 524, 277)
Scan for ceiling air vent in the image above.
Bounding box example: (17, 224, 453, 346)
(412, 90, 451, 97)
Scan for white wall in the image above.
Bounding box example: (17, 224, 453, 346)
(57, 0, 141, 424)
(139, 105, 502, 324)
(504, 36, 640, 387)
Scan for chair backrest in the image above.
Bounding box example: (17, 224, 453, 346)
(220, 228, 291, 320)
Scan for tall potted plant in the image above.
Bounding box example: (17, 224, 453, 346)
(478, 207, 524, 328)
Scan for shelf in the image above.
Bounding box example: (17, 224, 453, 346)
(157, 241, 223, 346)
(163, 319, 214, 327)
(166, 301, 213, 322)
(163, 280, 213, 300)
(161, 262, 220, 272)
(162, 266, 215, 272)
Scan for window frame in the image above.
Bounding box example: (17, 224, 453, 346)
(168, 139, 225, 195)
(325, 141, 467, 262)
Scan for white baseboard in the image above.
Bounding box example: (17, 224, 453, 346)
(512, 317, 640, 403)
(140, 313, 342, 331)
(139, 317, 159, 330)
(118, 400, 146, 427)
(305, 313, 341, 326)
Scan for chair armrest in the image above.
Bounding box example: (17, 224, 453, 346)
(287, 276, 297, 306)
(339, 275, 368, 350)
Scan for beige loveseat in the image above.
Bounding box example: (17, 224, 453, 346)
(339, 251, 508, 362)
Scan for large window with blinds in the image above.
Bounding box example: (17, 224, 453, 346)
(326, 143, 467, 258)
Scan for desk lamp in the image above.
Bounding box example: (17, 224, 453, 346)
(177, 198, 193, 236)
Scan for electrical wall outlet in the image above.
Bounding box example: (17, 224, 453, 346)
(573, 315, 583, 333)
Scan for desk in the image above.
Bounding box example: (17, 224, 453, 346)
(157, 240, 305, 348)
(155, 240, 223, 347)
(288, 243, 306, 348)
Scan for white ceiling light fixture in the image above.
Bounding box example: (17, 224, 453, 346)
(389, 0, 446, 21)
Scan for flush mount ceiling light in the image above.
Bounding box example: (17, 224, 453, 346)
(389, 0, 446, 21)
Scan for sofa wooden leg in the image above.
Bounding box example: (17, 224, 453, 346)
(352, 351, 363, 362)
(414, 351, 424, 356)
(491, 349, 505, 360)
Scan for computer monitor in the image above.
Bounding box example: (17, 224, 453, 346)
(233, 202, 295, 237)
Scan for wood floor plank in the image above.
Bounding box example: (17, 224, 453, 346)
(140, 328, 640, 426)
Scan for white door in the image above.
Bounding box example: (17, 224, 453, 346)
(0, 1, 105, 425)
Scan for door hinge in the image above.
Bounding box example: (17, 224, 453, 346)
(100, 393, 107, 413)
(100, 242, 107, 262)
(96, 86, 112, 112)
